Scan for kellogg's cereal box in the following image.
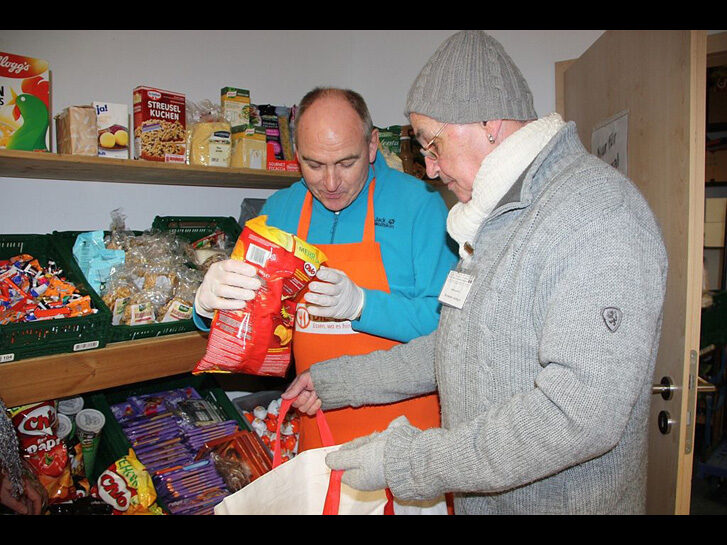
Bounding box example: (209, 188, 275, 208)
(0, 52, 51, 151)
(133, 86, 185, 162)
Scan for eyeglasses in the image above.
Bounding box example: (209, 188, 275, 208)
(419, 122, 448, 161)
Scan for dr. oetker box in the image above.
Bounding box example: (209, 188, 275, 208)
(133, 86, 186, 162)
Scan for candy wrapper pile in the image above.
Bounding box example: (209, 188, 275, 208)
(110, 387, 243, 515)
(0, 254, 97, 324)
(241, 397, 300, 463)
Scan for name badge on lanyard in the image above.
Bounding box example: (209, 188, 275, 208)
(438, 269, 475, 309)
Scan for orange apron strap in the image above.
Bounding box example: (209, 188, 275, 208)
(362, 177, 376, 242)
(296, 191, 314, 240)
(296, 177, 377, 242)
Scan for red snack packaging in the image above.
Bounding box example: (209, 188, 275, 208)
(193, 216, 326, 377)
(8, 401, 74, 503)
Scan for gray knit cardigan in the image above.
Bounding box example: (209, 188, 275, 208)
(311, 122, 668, 515)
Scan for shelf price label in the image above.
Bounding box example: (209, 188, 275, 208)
(73, 341, 99, 352)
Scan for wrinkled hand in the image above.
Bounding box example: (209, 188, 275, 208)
(281, 371, 321, 416)
(325, 416, 410, 491)
(0, 471, 46, 515)
(194, 259, 263, 319)
(303, 266, 365, 321)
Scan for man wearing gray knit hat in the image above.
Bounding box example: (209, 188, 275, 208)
(286, 30, 668, 515)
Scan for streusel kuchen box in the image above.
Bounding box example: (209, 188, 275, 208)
(133, 86, 186, 162)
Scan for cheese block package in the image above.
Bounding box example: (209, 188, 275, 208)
(193, 216, 326, 377)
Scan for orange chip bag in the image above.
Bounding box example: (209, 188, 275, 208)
(193, 215, 326, 377)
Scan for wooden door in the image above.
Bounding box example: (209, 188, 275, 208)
(556, 30, 707, 514)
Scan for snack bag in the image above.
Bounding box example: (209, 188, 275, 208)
(8, 401, 74, 503)
(193, 215, 326, 377)
(96, 450, 164, 515)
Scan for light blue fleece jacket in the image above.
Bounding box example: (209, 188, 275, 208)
(194, 151, 458, 343)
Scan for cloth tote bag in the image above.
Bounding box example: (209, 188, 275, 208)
(214, 398, 447, 515)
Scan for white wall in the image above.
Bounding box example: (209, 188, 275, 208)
(0, 29, 606, 233)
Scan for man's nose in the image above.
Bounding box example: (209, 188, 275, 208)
(425, 156, 440, 180)
(323, 167, 339, 191)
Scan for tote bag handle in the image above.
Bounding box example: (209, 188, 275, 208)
(272, 398, 394, 515)
(273, 397, 342, 515)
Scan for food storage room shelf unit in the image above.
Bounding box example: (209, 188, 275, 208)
(0, 331, 208, 407)
(0, 147, 297, 407)
(0, 149, 299, 189)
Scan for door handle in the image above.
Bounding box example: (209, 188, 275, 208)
(652, 376, 675, 400)
(697, 376, 717, 393)
(658, 410, 675, 435)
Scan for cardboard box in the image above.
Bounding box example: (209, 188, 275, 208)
(706, 149, 727, 182)
(221, 87, 251, 131)
(705, 198, 727, 247)
(266, 142, 299, 172)
(55, 105, 97, 156)
(93, 102, 129, 159)
(0, 51, 51, 151)
(231, 126, 267, 169)
(133, 86, 186, 162)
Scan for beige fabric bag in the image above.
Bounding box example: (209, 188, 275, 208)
(214, 399, 447, 515)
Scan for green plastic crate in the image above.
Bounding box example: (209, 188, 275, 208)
(0, 234, 110, 363)
(84, 373, 252, 500)
(52, 216, 241, 343)
(150, 215, 242, 243)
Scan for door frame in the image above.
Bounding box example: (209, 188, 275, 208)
(554, 30, 727, 514)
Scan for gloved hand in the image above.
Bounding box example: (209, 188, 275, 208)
(303, 266, 365, 321)
(325, 416, 411, 491)
(194, 259, 263, 319)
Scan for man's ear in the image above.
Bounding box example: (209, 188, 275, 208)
(368, 128, 380, 163)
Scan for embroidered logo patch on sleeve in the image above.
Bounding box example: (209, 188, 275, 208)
(603, 307, 623, 332)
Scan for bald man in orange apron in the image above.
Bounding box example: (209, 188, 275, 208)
(194, 87, 457, 451)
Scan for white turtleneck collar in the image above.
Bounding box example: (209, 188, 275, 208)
(446, 113, 566, 259)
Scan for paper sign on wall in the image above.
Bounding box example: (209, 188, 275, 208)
(591, 110, 629, 177)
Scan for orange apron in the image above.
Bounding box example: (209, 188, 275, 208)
(293, 177, 441, 451)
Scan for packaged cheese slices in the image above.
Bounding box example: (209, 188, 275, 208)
(193, 216, 326, 377)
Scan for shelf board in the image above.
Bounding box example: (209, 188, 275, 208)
(0, 149, 300, 189)
(0, 331, 208, 407)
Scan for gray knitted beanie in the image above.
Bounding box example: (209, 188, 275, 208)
(405, 30, 537, 124)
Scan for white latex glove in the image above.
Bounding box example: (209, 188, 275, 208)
(194, 259, 263, 319)
(303, 266, 365, 321)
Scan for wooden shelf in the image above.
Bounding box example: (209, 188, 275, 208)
(0, 331, 209, 407)
(0, 149, 300, 189)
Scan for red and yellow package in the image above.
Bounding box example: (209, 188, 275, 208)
(8, 401, 74, 503)
(193, 215, 327, 377)
(96, 450, 164, 515)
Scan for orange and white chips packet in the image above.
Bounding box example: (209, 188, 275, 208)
(193, 216, 326, 377)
